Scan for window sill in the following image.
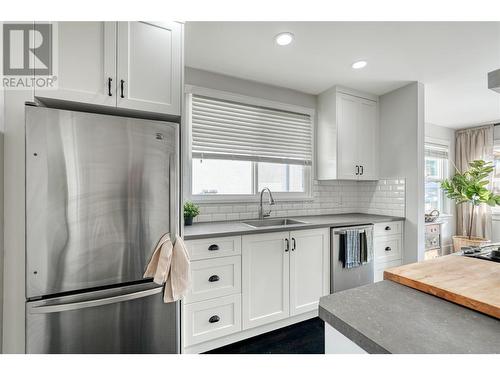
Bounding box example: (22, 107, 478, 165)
(437, 213, 453, 218)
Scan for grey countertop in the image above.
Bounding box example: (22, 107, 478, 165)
(319, 281, 500, 354)
(183, 213, 404, 240)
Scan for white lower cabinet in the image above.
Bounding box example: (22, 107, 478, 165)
(242, 228, 330, 330)
(184, 256, 241, 304)
(373, 221, 404, 282)
(183, 294, 242, 347)
(182, 228, 330, 352)
(289, 229, 330, 316)
(374, 259, 402, 282)
(242, 231, 290, 330)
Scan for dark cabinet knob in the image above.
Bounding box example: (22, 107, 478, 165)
(385, 226, 391, 231)
(208, 275, 220, 282)
(209, 315, 220, 323)
(360, 165, 364, 175)
(208, 244, 219, 251)
(385, 247, 392, 252)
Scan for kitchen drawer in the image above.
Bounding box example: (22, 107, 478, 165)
(425, 223, 441, 234)
(185, 236, 241, 260)
(374, 235, 402, 263)
(374, 259, 402, 282)
(425, 234, 441, 250)
(374, 221, 403, 237)
(183, 294, 242, 347)
(184, 256, 241, 303)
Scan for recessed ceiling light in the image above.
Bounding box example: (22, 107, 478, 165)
(275, 32, 294, 46)
(352, 61, 367, 69)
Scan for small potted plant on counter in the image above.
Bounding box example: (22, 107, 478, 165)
(184, 201, 200, 226)
(441, 159, 500, 252)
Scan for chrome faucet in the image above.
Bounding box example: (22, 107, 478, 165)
(259, 187, 276, 219)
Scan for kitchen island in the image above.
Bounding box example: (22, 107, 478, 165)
(319, 280, 500, 354)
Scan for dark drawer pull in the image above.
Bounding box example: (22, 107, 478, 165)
(385, 246, 392, 252)
(209, 315, 220, 323)
(208, 244, 219, 251)
(107, 77, 113, 96)
(120, 79, 125, 98)
(385, 226, 391, 231)
(208, 275, 220, 282)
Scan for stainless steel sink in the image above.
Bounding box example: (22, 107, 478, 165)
(242, 218, 307, 228)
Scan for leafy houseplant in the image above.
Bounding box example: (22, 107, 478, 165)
(441, 160, 500, 251)
(184, 201, 200, 226)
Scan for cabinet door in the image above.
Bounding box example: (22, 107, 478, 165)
(242, 232, 290, 329)
(34, 22, 117, 106)
(357, 98, 378, 180)
(290, 228, 330, 316)
(116, 22, 182, 115)
(336, 93, 359, 180)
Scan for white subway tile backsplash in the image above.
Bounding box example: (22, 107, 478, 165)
(194, 178, 406, 222)
(211, 213, 227, 221)
(218, 205, 234, 213)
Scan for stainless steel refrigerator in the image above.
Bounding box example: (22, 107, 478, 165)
(25, 106, 180, 354)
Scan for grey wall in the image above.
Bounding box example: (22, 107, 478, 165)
(185, 67, 317, 109)
(380, 82, 425, 263)
(425, 122, 456, 254)
(0, 83, 4, 353)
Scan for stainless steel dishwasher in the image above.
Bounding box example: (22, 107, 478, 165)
(331, 225, 374, 293)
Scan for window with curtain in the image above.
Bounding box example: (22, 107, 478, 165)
(424, 141, 450, 213)
(189, 93, 313, 199)
(492, 140, 500, 195)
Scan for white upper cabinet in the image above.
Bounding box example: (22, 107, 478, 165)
(317, 86, 379, 180)
(117, 22, 182, 115)
(357, 98, 378, 180)
(289, 228, 330, 316)
(337, 93, 360, 180)
(242, 232, 290, 330)
(34, 22, 117, 106)
(34, 21, 182, 116)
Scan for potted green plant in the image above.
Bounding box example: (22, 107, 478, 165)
(441, 160, 500, 252)
(184, 201, 200, 226)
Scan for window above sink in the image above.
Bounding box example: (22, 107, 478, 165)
(185, 86, 314, 203)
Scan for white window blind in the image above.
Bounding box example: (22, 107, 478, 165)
(425, 142, 449, 159)
(191, 95, 312, 165)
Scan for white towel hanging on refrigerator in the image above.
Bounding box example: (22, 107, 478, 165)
(144, 233, 191, 303)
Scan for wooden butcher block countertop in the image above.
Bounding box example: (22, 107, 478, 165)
(384, 255, 500, 319)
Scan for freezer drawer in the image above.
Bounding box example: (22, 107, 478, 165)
(26, 283, 178, 354)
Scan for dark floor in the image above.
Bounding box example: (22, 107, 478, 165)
(204, 318, 325, 354)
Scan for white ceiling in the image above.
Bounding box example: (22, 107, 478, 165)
(185, 22, 500, 129)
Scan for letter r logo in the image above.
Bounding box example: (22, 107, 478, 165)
(3, 23, 52, 75)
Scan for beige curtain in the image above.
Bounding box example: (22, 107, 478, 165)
(455, 125, 494, 240)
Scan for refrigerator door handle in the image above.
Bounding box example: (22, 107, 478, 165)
(29, 287, 164, 314)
